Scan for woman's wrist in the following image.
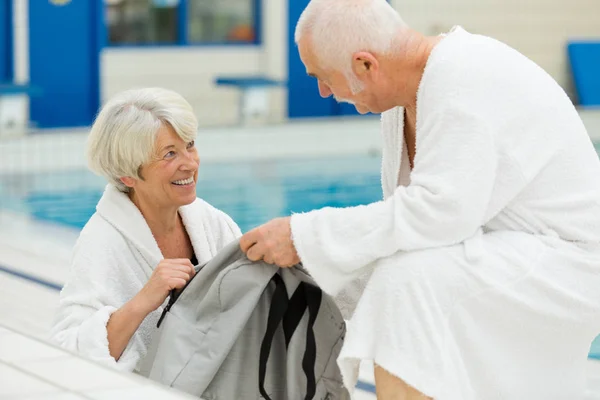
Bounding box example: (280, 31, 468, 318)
(126, 293, 154, 320)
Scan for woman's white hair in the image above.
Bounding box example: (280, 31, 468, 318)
(87, 87, 198, 192)
(295, 0, 407, 92)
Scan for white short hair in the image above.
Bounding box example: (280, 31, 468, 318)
(295, 0, 407, 91)
(87, 88, 198, 192)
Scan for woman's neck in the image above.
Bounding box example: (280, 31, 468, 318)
(129, 191, 180, 236)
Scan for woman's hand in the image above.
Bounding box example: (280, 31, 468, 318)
(134, 259, 196, 314)
(107, 258, 195, 361)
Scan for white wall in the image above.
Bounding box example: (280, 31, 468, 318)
(102, 0, 288, 127)
(12, 0, 28, 85)
(102, 46, 264, 126)
(390, 0, 600, 99)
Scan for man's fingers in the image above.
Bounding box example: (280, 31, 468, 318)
(246, 243, 265, 262)
(263, 254, 274, 265)
(239, 230, 258, 252)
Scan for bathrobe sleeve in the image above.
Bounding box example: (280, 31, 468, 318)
(290, 106, 500, 295)
(49, 230, 146, 371)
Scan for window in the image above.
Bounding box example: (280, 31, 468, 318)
(188, 0, 256, 43)
(106, 0, 179, 45)
(105, 0, 258, 46)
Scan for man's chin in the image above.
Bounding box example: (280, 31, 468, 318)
(354, 104, 369, 114)
(335, 98, 369, 114)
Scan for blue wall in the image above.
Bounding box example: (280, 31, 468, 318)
(0, 0, 12, 82)
(287, 0, 335, 119)
(28, 0, 102, 128)
(568, 41, 600, 106)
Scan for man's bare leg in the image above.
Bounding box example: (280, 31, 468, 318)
(374, 364, 432, 400)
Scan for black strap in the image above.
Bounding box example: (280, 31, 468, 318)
(282, 282, 309, 348)
(301, 284, 321, 400)
(258, 274, 321, 400)
(258, 274, 290, 400)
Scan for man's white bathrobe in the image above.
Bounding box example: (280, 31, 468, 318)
(291, 27, 600, 399)
(50, 184, 241, 372)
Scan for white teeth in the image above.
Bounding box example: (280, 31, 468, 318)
(173, 177, 194, 185)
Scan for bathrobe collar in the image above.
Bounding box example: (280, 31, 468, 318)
(96, 184, 212, 271)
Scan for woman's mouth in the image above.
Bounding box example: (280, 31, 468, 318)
(172, 177, 194, 186)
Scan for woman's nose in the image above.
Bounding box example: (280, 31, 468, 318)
(182, 150, 199, 170)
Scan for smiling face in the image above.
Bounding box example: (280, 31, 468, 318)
(122, 124, 199, 210)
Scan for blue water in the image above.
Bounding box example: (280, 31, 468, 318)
(8, 154, 383, 233)
(10, 143, 600, 232)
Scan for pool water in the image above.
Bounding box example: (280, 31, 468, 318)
(5, 143, 600, 232)
(1, 154, 383, 233)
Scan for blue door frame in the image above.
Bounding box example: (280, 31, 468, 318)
(0, 0, 13, 82)
(28, 0, 103, 128)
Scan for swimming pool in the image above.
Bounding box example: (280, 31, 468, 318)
(5, 142, 600, 233)
(0, 153, 383, 233)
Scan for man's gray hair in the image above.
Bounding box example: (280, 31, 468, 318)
(87, 87, 198, 192)
(295, 0, 407, 92)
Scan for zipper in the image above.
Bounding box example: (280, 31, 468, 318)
(156, 264, 202, 329)
(157, 290, 177, 328)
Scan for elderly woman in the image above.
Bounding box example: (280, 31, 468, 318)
(50, 88, 241, 372)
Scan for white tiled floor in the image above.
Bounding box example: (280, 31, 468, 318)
(0, 329, 65, 363)
(17, 394, 87, 400)
(0, 325, 196, 400)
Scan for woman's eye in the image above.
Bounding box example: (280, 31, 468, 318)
(187, 140, 195, 149)
(164, 151, 176, 158)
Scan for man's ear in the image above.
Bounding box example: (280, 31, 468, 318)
(351, 51, 378, 78)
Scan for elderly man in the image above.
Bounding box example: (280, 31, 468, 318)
(240, 0, 600, 398)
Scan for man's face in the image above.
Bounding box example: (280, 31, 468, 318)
(298, 39, 373, 114)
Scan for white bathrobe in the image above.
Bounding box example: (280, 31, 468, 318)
(291, 27, 600, 399)
(50, 184, 241, 372)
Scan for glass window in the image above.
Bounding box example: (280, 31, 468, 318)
(105, 0, 179, 45)
(104, 0, 258, 46)
(187, 0, 256, 43)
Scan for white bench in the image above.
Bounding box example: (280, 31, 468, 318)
(0, 83, 39, 138)
(215, 76, 285, 125)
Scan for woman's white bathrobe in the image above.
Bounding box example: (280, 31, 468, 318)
(50, 184, 241, 372)
(291, 27, 600, 399)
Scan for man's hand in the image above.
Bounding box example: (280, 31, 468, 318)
(239, 217, 300, 268)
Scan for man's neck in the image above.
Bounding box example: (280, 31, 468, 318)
(389, 31, 441, 111)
